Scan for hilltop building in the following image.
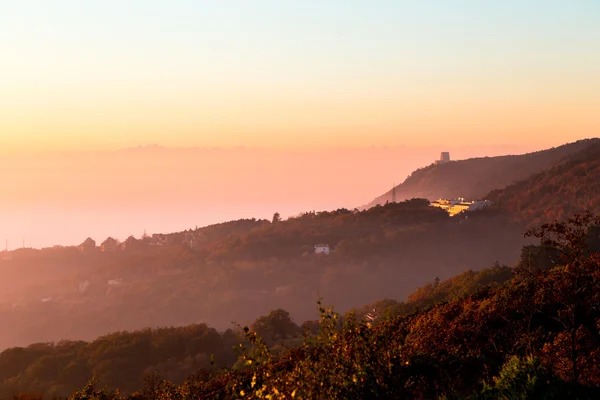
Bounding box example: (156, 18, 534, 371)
(435, 152, 451, 165)
(431, 198, 493, 216)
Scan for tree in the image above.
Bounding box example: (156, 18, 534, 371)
(523, 212, 600, 384)
(142, 371, 163, 400)
(272, 212, 281, 224)
(69, 377, 117, 400)
(251, 309, 300, 344)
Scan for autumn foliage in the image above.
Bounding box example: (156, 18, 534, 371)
(488, 143, 600, 226)
(5, 213, 600, 399)
(57, 213, 600, 399)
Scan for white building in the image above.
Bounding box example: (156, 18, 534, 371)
(431, 198, 494, 216)
(314, 244, 330, 255)
(430, 198, 463, 211)
(108, 278, 124, 286)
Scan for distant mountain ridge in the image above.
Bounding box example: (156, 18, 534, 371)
(365, 138, 600, 208)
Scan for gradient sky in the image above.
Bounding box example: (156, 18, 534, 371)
(1, 1, 599, 152)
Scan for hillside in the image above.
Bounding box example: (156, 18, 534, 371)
(0, 263, 517, 398)
(487, 143, 600, 226)
(5, 213, 600, 398)
(0, 201, 527, 352)
(366, 138, 600, 207)
(94, 214, 600, 398)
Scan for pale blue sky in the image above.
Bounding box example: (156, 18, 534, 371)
(1, 1, 599, 150)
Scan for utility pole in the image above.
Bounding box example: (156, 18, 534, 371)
(391, 183, 397, 203)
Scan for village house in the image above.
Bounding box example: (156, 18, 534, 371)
(120, 235, 141, 251)
(78, 237, 96, 252)
(151, 233, 169, 246)
(100, 237, 120, 252)
(184, 231, 197, 249)
(431, 198, 494, 216)
(430, 198, 462, 212)
(184, 230, 207, 249)
(314, 243, 330, 255)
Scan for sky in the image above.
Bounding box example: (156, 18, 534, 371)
(0, 1, 599, 248)
(1, 1, 599, 152)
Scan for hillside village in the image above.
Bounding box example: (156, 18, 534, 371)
(72, 148, 492, 258)
(74, 191, 492, 259)
(81, 232, 341, 259)
(81, 229, 207, 254)
(430, 198, 494, 216)
(0, 193, 495, 308)
(0, 197, 528, 349)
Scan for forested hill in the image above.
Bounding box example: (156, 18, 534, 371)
(366, 138, 599, 207)
(5, 213, 600, 398)
(0, 200, 527, 353)
(0, 261, 516, 397)
(487, 142, 600, 226)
